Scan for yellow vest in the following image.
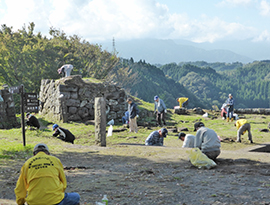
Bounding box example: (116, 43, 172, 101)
(14, 152, 66, 205)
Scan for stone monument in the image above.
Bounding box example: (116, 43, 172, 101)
(95, 97, 106, 146)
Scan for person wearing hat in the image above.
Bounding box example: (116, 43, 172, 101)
(14, 143, 80, 205)
(154, 95, 167, 127)
(226, 94, 234, 122)
(178, 132, 195, 148)
(52, 124, 76, 144)
(235, 119, 253, 143)
(26, 112, 40, 129)
(177, 97, 189, 108)
(145, 128, 168, 146)
(127, 98, 139, 133)
(193, 122, 221, 160)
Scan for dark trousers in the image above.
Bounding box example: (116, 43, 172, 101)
(156, 111, 166, 126)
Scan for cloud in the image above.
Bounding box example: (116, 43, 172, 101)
(217, 0, 253, 7)
(47, 0, 172, 41)
(0, 0, 54, 34)
(165, 14, 256, 43)
(260, 0, 270, 16)
(253, 30, 270, 41)
(0, 0, 263, 44)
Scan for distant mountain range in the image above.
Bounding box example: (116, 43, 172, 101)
(99, 38, 270, 64)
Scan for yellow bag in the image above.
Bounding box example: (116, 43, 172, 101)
(186, 148, 217, 169)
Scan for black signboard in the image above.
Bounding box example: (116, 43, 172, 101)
(24, 93, 39, 113)
(9, 85, 22, 94)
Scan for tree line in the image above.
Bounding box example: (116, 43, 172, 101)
(0, 23, 118, 94)
(1, 23, 270, 111)
(160, 61, 270, 109)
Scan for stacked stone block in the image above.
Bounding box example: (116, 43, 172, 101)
(0, 89, 19, 129)
(39, 75, 128, 123)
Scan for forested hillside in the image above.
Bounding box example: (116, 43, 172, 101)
(1, 23, 270, 112)
(108, 59, 206, 109)
(160, 61, 270, 109)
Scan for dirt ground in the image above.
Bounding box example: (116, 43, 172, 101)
(1, 142, 270, 205)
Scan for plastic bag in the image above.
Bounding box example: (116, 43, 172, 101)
(107, 119, 114, 125)
(107, 125, 113, 137)
(202, 112, 208, 118)
(186, 148, 217, 169)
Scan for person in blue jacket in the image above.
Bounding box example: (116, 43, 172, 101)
(145, 128, 168, 146)
(122, 111, 129, 124)
(154, 95, 167, 126)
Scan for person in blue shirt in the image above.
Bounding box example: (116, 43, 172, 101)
(154, 95, 167, 126)
(226, 94, 234, 122)
(145, 128, 168, 146)
(122, 111, 129, 124)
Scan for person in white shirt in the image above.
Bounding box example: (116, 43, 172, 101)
(178, 132, 195, 148)
(58, 64, 73, 77)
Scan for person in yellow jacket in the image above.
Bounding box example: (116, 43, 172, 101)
(14, 143, 80, 205)
(177, 97, 189, 108)
(235, 119, 253, 143)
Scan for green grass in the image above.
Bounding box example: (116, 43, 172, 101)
(0, 142, 33, 159)
(1, 99, 270, 163)
(83, 77, 104, 83)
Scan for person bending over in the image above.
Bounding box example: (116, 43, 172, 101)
(145, 128, 168, 146)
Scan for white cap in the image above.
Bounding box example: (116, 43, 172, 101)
(33, 143, 49, 153)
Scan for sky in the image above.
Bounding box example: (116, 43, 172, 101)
(1, 0, 270, 44)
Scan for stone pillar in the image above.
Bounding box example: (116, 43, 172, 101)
(95, 97, 106, 146)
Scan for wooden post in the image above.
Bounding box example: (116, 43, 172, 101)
(20, 85, 26, 146)
(95, 97, 106, 146)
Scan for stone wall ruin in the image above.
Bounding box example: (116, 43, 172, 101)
(39, 75, 128, 123)
(0, 89, 19, 129)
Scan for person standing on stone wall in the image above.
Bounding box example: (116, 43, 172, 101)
(127, 98, 139, 133)
(154, 95, 167, 127)
(58, 64, 73, 77)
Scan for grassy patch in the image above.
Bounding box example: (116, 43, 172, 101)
(0, 142, 33, 159)
(1, 99, 270, 164)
